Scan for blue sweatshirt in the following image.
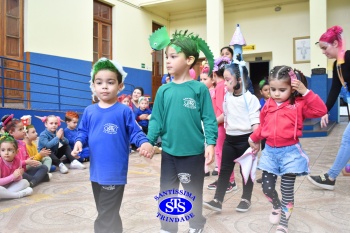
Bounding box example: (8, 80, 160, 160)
(76, 102, 148, 185)
(38, 129, 69, 153)
(135, 108, 152, 127)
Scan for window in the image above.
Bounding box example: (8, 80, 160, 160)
(93, 1, 112, 62)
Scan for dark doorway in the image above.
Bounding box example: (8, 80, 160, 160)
(249, 61, 269, 99)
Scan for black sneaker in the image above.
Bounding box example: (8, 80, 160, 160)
(211, 169, 218, 176)
(256, 177, 262, 183)
(188, 228, 203, 233)
(236, 199, 251, 212)
(307, 173, 335, 190)
(203, 199, 222, 212)
(226, 181, 238, 193)
(204, 172, 210, 177)
(207, 180, 217, 190)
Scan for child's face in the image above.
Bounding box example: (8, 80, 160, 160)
(67, 118, 78, 130)
(139, 100, 149, 110)
(221, 48, 233, 60)
(260, 84, 270, 99)
(0, 141, 17, 162)
(10, 122, 25, 140)
(200, 73, 214, 89)
(165, 46, 190, 76)
(93, 70, 124, 105)
(223, 70, 238, 93)
(122, 98, 130, 106)
(26, 127, 38, 141)
(269, 79, 292, 103)
(45, 116, 59, 133)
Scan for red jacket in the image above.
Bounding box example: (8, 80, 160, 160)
(250, 90, 327, 147)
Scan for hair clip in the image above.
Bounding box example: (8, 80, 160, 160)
(288, 69, 298, 82)
(35, 115, 64, 127)
(3, 114, 14, 127)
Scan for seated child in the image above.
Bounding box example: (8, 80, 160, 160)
(118, 94, 132, 109)
(24, 124, 55, 172)
(135, 96, 152, 134)
(0, 133, 33, 199)
(3, 114, 50, 188)
(64, 111, 90, 162)
(37, 115, 85, 174)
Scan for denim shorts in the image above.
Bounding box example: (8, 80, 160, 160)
(257, 143, 309, 176)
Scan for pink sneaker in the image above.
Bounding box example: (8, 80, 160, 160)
(269, 208, 281, 225)
(276, 225, 288, 233)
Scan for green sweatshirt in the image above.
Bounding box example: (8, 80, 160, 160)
(148, 80, 217, 156)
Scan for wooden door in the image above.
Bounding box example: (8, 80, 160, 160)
(0, 0, 24, 103)
(151, 22, 163, 100)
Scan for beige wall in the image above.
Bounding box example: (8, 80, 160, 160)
(24, 0, 350, 76)
(166, 0, 350, 77)
(24, 0, 93, 61)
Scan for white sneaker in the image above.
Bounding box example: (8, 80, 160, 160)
(70, 160, 86, 170)
(48, 173, 52, 180)
(59, 163, 69, 174)
(18, 187, 33, 198)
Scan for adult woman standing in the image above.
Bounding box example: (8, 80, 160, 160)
(308, 25, 350, 190)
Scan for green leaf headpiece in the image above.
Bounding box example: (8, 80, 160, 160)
(149, 27, 214, 75)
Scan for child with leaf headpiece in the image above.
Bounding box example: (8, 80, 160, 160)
(146, 27, 217, 233)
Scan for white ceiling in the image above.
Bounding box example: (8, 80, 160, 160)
(139, 0, 308, 20)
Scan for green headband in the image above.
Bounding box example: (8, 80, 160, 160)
(149, 27, 214, 75)
(90, 57, 128, 83)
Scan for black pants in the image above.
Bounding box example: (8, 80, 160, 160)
(50, 144, 76, 166)
(159, 151, 206, 232)
(214, 133, 254, 202)
(23, 164, 49, 187)
(91, 182, 125, 233)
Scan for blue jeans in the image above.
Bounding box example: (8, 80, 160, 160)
(328, 122, 350, 179)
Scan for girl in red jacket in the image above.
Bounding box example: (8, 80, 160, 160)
(248, 66, 327, 233)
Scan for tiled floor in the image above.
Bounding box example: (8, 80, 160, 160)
(1, 122, 350, 233)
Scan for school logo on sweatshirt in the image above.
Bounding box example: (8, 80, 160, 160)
(183, 98, 196, 109)
(103, 123, 118, 134)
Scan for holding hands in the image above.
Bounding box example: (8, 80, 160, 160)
(138, 142, 154, 159)
(248, 138, 260, 154)
(26, 157, 41, 167)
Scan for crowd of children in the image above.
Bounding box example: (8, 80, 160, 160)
(0, 25, 342, 233)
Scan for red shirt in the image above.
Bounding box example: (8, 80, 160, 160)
(250, 90, 327, 147)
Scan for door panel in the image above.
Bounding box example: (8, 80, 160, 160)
(0, 0, 24, 103)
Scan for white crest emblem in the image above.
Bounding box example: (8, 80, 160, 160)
(103, 123, 118, 134)
(178, 173, 191, 183)
(183, 98, 196, 109)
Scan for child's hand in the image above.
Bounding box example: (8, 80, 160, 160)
(248, 140, 260, 154)
(72, 141, 83, 157)
(139, 114, 149, 120)
(13, 168, 23, 179)
(26, 158, 41, 167)
(56, 128, 64, 139)
(138, 142, 154, 159)
(291, 80, 307, 95)
(39, 148, 51, 157)
(205, 145, 215, 165)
